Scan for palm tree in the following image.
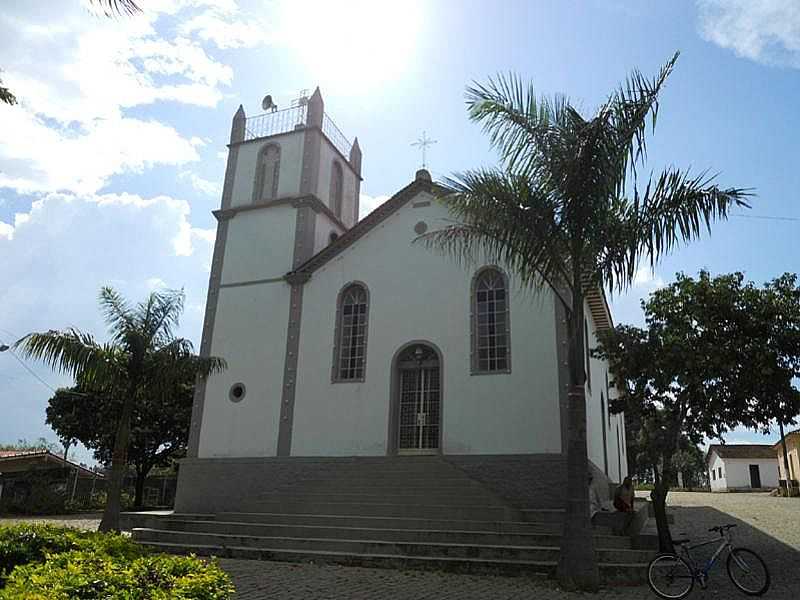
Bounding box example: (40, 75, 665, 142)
(420, 52, 750, 590)
(15, 287, 224, 532)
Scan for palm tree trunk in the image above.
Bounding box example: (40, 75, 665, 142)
(99, 393, 135, 532)
(779, 421, 793, 497)
(556, 295, 599, 591)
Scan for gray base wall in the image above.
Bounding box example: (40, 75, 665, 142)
(445, 454, 613, 509)
(174, 454, 613, 514)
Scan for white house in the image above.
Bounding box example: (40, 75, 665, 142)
(707, 444, 779, 492)
(173, 89, 628, 514)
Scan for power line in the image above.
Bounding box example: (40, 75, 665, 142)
(731, 213, 800, 222)
(0, 336, 58, 394)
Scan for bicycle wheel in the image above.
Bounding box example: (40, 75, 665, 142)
(727, 548, 770, 596)
(648, 554, 695, 599)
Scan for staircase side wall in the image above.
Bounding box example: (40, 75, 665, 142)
(445, 454, 612, 509)
(174, 454, 612, 514)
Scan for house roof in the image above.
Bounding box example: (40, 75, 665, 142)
(0, 450, 100, 477)
(288, 170, 615, 331)
(773, 429, 800, 449)
(707, 444, 777, 461)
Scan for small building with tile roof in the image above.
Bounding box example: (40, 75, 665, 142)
(707, 444, 779, 491)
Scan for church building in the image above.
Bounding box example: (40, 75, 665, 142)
(174, 88, 628, 515)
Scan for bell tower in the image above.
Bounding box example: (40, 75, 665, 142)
(187, 88, 362, 459)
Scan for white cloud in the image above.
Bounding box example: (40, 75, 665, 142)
(0, 107, 199, 194)
(698, 0, 800, 67)
(359, 192, 390, 219)
(179, 3, 269, 49)
(180, 170, 223, 197)
(633, 266, 665, 289)
(0, 1, 267, 195)
(0, 189, 213, 451)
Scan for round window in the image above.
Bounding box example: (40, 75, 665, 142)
(229, 383, 246, 403)
(414, 221, 428, 235)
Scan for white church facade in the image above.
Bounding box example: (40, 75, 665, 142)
(174, 89, 628, 513)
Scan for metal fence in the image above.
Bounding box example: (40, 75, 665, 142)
(244, 105, 308, 142)
(243, 107, 353, 160)
(322, 113, 353, 158)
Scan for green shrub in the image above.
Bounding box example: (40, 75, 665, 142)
(0, 525, 144, 585)
(1, 551, 235, 599)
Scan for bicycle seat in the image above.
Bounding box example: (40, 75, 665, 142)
(672, 537, 690, 545)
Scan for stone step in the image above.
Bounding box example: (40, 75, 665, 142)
(520, 509, 565, 523)
(250, 500, 517, 521)
(214, 512, 565, 534)
(257, 492, 504, 506)
(283, 479, 491, 492)
(135, 540, 649, 583)
(159, 519, 633, 549)
(133, 528, 652, 564)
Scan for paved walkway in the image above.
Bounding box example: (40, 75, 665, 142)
(2, 493, 798, 598)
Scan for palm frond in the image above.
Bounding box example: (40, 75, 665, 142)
(606, 51, 680, 188)
(139, 288, 185, 348)
(13, 329, 123, 385)
(419, 169, 571, 292)
(0, 76, 16, 106)
(466, 74, 573, 175)
(88, 0, 141, 17)
(99, 287, 135, 343)
(597, 168, 752, 291)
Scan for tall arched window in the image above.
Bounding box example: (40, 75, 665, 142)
(332, 283, 369, 381)
(330, 161, 343, 218)
(471, 267, 511, 373)
(253, 144, 280, 202)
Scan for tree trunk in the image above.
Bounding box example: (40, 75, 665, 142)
(651, 481, 674, 553)
(779, 421, 793, 497)
(677, 470, 684, 489)
(133, 468, 147, 508)
(556, 293, 599, 591)
(99, 393, 135, 532)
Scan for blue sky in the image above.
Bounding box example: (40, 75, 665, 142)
(1, 0, 798, 463)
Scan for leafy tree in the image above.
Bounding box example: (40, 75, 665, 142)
(596, 271, 800, 551)
(15, 287, 225, 532)
(420, 54, 749, 589)
(736, 273, 800, 495)
(0, 438, 62, 454)
(46, 377, 193, 508)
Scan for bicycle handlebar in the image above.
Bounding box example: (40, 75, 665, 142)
(708, 524, 737, 533)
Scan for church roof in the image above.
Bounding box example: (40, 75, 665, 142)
(288, 171, 613, 332)
(290, 170, 445, 276)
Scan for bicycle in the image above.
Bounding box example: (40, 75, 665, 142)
(647, 524, 770, 599)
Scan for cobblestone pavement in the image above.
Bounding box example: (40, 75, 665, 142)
(2, 494, 798, 599)
(221, 491, 800, 599)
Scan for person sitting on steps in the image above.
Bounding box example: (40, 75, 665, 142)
(613, 476, 635, 512)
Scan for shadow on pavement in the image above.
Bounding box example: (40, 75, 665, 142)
(667, 505, 798, 598)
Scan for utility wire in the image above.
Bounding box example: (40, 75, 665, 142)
(0, 335, 58, 394)
(731, 214, 800, 222)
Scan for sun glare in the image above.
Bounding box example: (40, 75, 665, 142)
(277, 0, 423, 91)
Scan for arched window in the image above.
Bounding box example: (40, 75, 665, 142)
(253, 144, 280, 202)
(330, 161, 343, 218)
(333, 283, 369, 381)
(471, 267, 511, 373)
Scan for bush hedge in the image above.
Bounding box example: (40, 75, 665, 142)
(0, 525, 234, 599)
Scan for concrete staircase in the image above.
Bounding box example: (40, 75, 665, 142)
(131, 456, 651, 582)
